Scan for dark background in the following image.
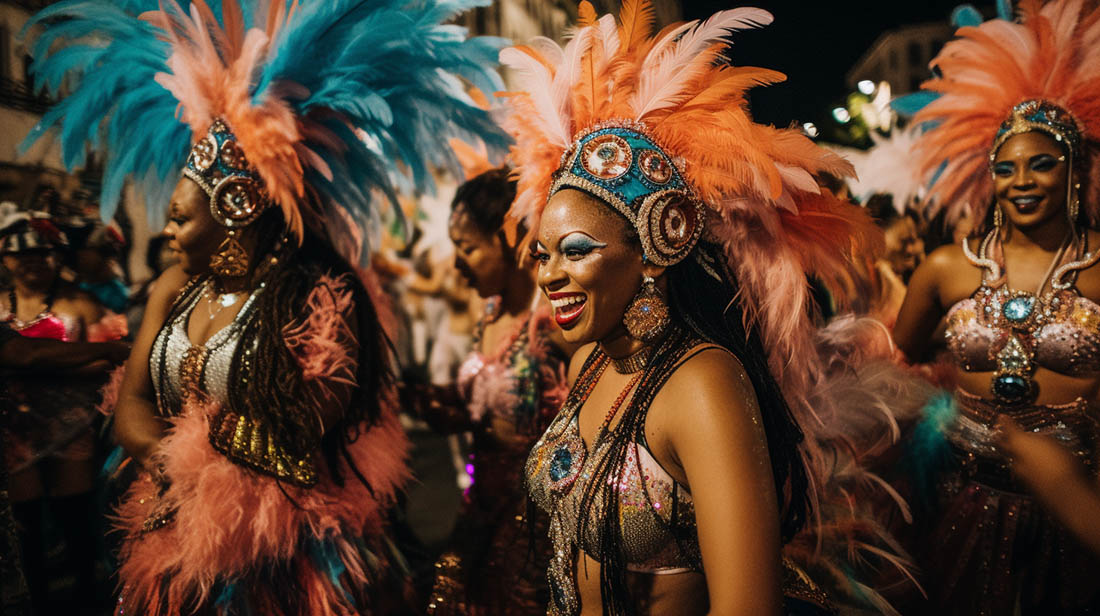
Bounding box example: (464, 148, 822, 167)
(680, 0, 993, 129)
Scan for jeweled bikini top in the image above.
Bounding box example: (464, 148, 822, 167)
(945, 229, 1100, 402)
(526, 344, 701, 615)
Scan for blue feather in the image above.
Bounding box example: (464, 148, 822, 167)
(900, 392, 958, 510)
(996, 0, 1014, 21)
(21, 0, 511, 238)
(951, 5, 985, 28)
(891, 91, 940, 117)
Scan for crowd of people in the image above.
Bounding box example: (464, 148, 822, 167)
(2, 0, 1100, 615)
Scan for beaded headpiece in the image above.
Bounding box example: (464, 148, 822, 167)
(991, 100, 1083, 162)
(551, 123, 705, 266)
(182, 119, 270, 229)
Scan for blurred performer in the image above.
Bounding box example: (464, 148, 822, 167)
(422, 168, 567, 615)
(866, 195, 924, 325)
(894, 1, 1100, 613)
(22, 0, 509, 613)
(0, 322, 128, 616)
(0, 210, 123, 614)
(502, 1, 912, 614)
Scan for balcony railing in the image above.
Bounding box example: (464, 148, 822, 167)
(0, 76, 51, 115)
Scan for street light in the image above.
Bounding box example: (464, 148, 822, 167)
(857, 80, 875, 95)
(832, 107, 851, 123)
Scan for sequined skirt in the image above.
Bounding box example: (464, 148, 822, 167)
(919, 390, 1100, 615)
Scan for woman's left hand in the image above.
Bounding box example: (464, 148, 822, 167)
(995, 416, 1087, 497)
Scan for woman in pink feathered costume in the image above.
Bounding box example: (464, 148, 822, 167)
(411, 167, 569, 615)
(18, 0, 512, 612)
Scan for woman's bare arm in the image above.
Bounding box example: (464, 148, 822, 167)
(113, 264, 190, 469)
(893, 244, 953, 361)
(656, 348, 782, 616)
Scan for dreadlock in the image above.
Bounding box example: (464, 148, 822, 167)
(570, 238, 810, 616)
(223, 207, 393, 487)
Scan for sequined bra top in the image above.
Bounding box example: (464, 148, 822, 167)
(526, 341, 702, 615)
(150, 279, 262, 414)
(945, 233, 1100, 380)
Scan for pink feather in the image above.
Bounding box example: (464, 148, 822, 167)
(114, 397, 410, 615)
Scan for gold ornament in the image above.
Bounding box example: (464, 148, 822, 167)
(623, 275, 669, 343)
(210, 229, 249, 278)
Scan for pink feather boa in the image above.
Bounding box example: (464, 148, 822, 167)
(114, 399, 409, 615)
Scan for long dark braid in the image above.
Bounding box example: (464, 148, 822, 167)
(574, 242, 810, 616)
(225, 208, 393, 487)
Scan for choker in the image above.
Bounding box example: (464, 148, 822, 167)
(610, 346, 652, 374)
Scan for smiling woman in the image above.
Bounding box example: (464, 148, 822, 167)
(502, 1, 896, 615)
(892, 1, 1100, 613)
(418, 167, 569, 616)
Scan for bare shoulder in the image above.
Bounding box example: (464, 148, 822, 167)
(654, 345, 759, 427)
(53, 283, 105, 320)
(1072, 228, 1100, 299)
(924, 240, 970, 274)
(146, 264, 193, 313)
(54, 283, 101, 308)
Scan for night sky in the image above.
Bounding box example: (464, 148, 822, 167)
(680, 0, 993, 129)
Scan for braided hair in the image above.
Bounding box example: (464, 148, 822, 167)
(574, 240, 810, 615)
(164, 207, 393, 487)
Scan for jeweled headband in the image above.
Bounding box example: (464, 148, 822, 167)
(549, 122, 706, 267)
(183, 118, 271, 228)
(990, 100, 1083, 163)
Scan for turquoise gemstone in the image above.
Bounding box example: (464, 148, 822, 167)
(549, 447, 573, 481)
(1002, 296, 1035, 323)
(993, 374, 1030, 400)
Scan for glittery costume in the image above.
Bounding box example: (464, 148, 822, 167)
(1, 212, 125, 472)
(504, 1, 911, 613)
(107, 273, 411, 615)
(0, 309, 96, 474)
(895, 2, 1100, 612)
(427, 299, 566, 615)
(19, 0, 510, 613)
(526, 341, 703, 615)
(913, 236, 1100, 615)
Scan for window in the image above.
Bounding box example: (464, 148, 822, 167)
(908, 42, 923, 68)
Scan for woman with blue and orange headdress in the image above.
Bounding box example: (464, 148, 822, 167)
(20, 0, 509, 614)
(503, 2, 917, 614)
(893, 0, 1100, 613)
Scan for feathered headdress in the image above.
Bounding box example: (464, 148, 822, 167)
(907, 0, 1100, 228)
(831, 126, 925, 209)
(21, 0, 510, 252)
(500, 0, 879, 449)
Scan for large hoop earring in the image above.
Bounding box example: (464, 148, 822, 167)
(623, 275, 669, 344)
(210, 229, 249, 278)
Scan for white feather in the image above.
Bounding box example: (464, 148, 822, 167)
(499, 47, 571, 148)
(550, 27, 592, 132)
(631, 8, 773, 119)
